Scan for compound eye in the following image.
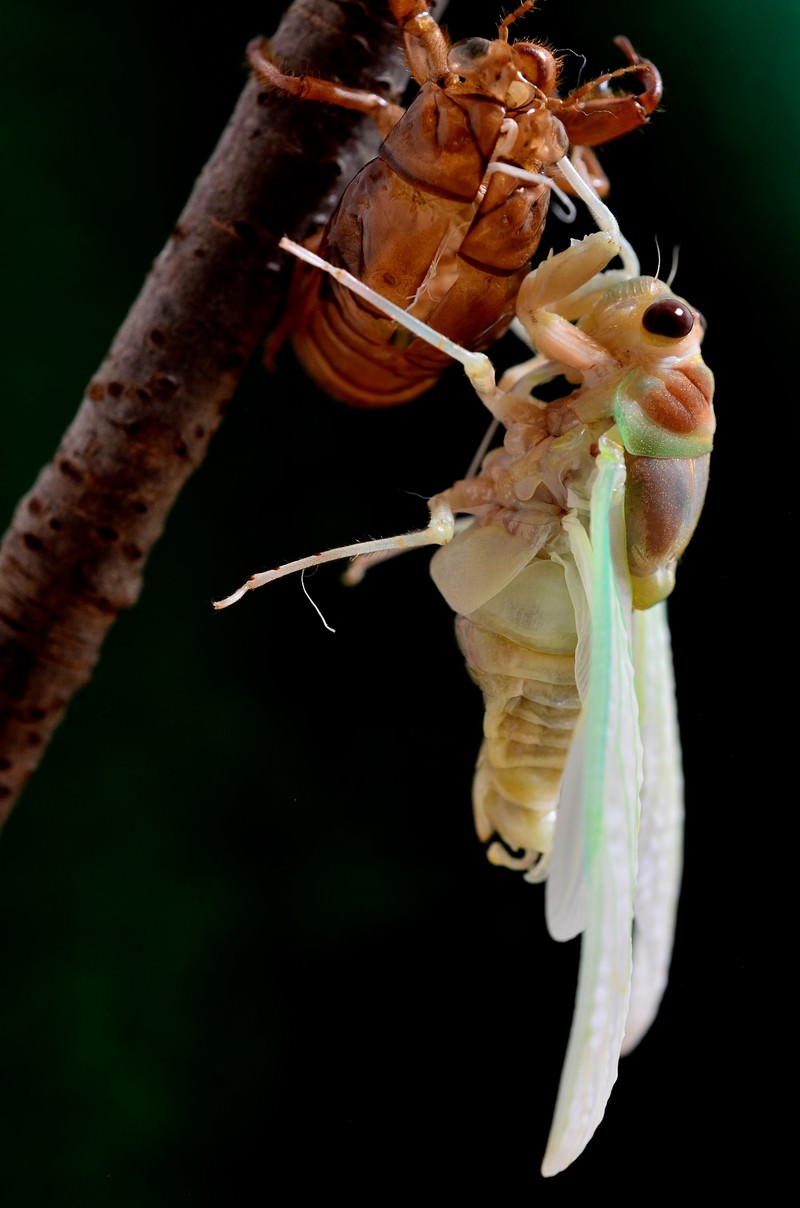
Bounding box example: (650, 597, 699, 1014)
(513, 43, 558, 94)
(642, 298, 695, 339)
(448, 38, 491, 74)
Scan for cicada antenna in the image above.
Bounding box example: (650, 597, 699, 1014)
(666, 244, 680, 287)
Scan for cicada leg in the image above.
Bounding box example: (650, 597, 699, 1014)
(548, 146, 611, 199)
(388, 0, 450, 85)
(247, 37, 405, 138)
(555, 36, 663, 147)
(213, 498, 456, 611)
(511, 157, 640, 375)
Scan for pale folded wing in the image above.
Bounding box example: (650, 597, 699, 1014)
(541, 435, 643, 1177)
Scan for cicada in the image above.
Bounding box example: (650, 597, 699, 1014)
(213, 162, 715, 1175)
(252, 0, 662, 405)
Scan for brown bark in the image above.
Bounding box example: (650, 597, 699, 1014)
(0, 0, 434, 825)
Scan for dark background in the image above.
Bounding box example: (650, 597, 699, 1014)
(0, 0, 792, 1201)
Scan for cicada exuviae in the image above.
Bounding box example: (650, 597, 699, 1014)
(253, 0, 661, 405)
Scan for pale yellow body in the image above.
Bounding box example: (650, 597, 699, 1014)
(460, 617, 580, 865)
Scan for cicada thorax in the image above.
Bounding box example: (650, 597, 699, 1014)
(289, 78, 569, 407)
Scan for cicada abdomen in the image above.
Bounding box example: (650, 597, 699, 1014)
(251, 0, 662, 406)
(461, 613, 583, 874)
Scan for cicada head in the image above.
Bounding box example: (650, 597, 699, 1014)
(580, 277, 704, 368)
(446, 32, 559, 114)
(580, 277, 715, 461)
(446, 38, 520, 101)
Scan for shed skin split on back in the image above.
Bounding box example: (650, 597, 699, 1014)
(214, 160, 715, 1175)
(251, 0, 663, 406)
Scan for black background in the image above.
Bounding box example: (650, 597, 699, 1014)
(1, 0, 792, 1201)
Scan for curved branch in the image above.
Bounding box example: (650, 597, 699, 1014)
(0, 0, 433, 825)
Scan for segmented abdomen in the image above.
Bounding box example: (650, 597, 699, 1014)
(453, 554, 582, 873)
(289, 83, 555, 407)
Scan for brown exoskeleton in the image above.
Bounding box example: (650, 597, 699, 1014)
(251, 0, 662, 406)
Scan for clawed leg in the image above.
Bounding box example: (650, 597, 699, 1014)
(556, 36, 663, 147)
(389, 0, 450, 85)
(247, 37, 405, 138)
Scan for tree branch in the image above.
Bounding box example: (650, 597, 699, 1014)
(0, 0, 434, 825)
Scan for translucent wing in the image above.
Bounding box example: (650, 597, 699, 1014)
(542, 710, 587, 931)
(430, 521, 549, 616)
(622, 602, 684, 1053)
(541, 434, 643, 1177)
(543, 525, 593, 935)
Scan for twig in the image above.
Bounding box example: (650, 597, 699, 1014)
(0, 0, 424, 825)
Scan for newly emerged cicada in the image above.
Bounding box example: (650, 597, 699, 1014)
(253, 0, 662, 405)
(213, 162, 715, 1175)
